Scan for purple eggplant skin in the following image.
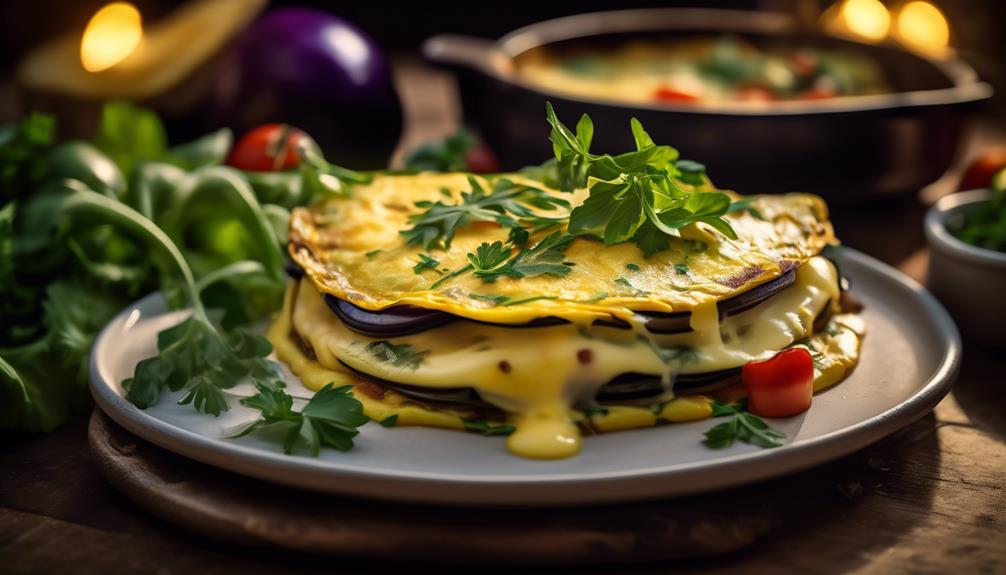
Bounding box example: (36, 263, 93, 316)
(207, 8, 403, 169)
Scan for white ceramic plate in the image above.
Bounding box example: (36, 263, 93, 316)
(89, 250, 960, 506)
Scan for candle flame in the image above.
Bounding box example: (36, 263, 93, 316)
(895, 1, 950, 56)
(81, 2, 143, 72)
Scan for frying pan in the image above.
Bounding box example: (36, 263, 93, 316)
(423, 9, 992, 201)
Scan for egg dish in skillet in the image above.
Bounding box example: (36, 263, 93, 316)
(269, 105, 865, 460)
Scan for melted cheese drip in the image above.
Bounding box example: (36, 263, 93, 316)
(280, 256, 844, 459)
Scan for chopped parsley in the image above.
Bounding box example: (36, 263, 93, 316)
(364, 341, 430, 369)
(462, 417, 517, 436)
(626, 263, 641, 271)
(702, 401, 786, 449)
(433, 231, 574, 288)
(674, 262, 689, 275)
(365, 249, 382, 258)
(400, 176, 569, 250)
(614, 276, 649, 296)
(412, 253, 441, 275)
(378, 414, 398, 428)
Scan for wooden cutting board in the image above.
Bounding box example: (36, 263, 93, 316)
(88, 410, 780, 564)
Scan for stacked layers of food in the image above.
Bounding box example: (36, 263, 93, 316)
(270, 162, 865, 459)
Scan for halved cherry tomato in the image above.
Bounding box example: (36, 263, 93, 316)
(742, 348, 814, 418)
(653, 87, 700, 103)
(226, 124, 315, 172)
(465, 145, 499, 173)
(958, 149, 1006, 192)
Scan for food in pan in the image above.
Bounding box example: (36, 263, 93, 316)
(268, 105, 866, 459)
(517, 35, 888, 105)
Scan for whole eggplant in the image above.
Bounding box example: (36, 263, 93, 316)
(207, 8, 403, 169)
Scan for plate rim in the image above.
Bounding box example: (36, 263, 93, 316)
(89, 249, 961, 505)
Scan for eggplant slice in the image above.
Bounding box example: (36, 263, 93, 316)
(324, 268, 797, 337)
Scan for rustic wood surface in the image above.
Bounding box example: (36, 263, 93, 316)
(2, 59, 1005, 574)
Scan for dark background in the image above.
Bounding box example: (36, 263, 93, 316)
(2, 0, 1005, 124)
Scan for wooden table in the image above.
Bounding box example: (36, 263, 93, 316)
(2, 60, 1005, 575)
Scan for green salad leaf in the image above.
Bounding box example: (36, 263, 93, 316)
(952, 168, 1006, 253)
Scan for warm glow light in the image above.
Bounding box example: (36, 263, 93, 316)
(81, 2, 143, 72)
(896, 1, 950, 55)
(840, 0, 891, 41)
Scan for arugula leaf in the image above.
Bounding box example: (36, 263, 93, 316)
(462, 417, 517, 436)
(365, 340, 430, 369)
(702, 401, 786, 449)
(238, 382, 369, 455)
(401, 177, 569, 250)
(545, 102, 737, 255)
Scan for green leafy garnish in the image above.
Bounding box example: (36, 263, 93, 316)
(379, 414, 399, 428)
(545, 102, 741, 256)
(469, 293, 557, 307)
(403, 129, 476, 172)
(412, 253, 441, 275)
(702, 401, 786, 449)
(365, 340, 430, 369)
(237, 382, 369, 455)
(365, 249, 382, 258)
(614, 276, 649, 296)
(401, 177, 569, 250)
(0, 111, 55, 202)
(952, 168, 1006, 253)
(674, 262, 689, 275)
(626, 263, 641, 271)
(462, 417, 517, 436)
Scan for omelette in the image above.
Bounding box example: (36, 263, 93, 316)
(269, 168, 865, 460)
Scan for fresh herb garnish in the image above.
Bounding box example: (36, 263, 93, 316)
(412, 253, 441, 275)
(379, 414, 399, 428)
(365, 249, 382, 258)
(365, 340, 430, 369)
(626, 263, 641, 271)
(236, 382, 369, 455)
(637, 336, 696, 366)
(469, 293, 557, 307)
(400, 177, 569, 250)
(433, 231, 574, 288)
(614, 276, 649, 296)
(462, 417, 517, 436)
(403, 128, 476, 172)
(581, 405, 609, 419)
(702, 401, 786, 449)
(674, 262, 689, 275)
(545, 102, 746, 256)
(952, 168, 1006, 253)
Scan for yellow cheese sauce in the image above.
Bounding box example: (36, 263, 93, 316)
(268, 256, 864, 460)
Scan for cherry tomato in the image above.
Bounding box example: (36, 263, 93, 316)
(465, 145, 499, 173)
(742, 348, 814, 418)
(227, 124, 315, 172)
(958, 149, 1006, 191)
(653, 87, 700, 103)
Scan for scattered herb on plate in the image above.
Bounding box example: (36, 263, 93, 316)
(702, 400, 786, 449)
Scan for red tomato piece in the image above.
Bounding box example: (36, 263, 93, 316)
(742, 348, 815, 418)
(958, 149, 1006, 192)
(227, 124, 315, 172)
(465, 145, 499, 173)
(736, 86, 776, 102)
(653, 87, 700, 103)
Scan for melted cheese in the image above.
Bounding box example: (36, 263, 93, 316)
(288, 173, 834, 325)
(272, 256, 853, 459)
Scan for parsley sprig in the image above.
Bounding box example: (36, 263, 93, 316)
(431, 231, 574, 289)
(702, 401, 786, 449)
(545, 103, 745, 256)
(236, 382, 369, 455)
(365, 340, 430, 369)
(401, 177, 569, 250)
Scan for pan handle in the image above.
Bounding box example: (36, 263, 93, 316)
(422, 34, 508, 77)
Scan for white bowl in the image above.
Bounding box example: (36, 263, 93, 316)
(924, 189, 1006, 348)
